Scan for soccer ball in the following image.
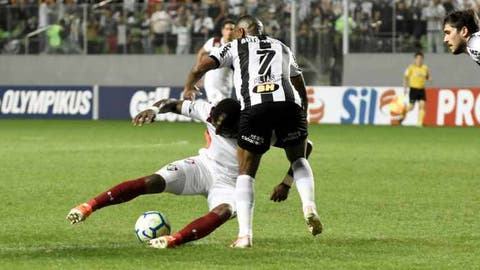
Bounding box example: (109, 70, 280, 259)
(134, 211, 171, 243)
(389, 95, 407, 115)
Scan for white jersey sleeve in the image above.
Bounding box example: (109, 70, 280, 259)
(289, 48, 302, 77)
(180, 99, 213, 123)
(209, 41, 234, 69)
(202, 37, 215, 53)
(467, 32, 480, 66)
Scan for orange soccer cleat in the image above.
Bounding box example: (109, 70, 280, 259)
(147, 235, 177, 249)
(66, 203, 93, 224)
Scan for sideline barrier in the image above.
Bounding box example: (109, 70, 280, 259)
(1, 85, 478, 126)
(306, 86, 418, 126)
(0, 86, 94, 119)
(424, 88, 480, 127)
(306, 86, 480, 126)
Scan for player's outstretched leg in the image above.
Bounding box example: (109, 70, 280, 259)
(147, 204, 232, 249)
(66, 174, 166, 224)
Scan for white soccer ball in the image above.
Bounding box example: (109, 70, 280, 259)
(134, 211, 171, 242)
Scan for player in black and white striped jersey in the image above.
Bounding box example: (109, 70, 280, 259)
(183, 15, 322, 248)
(208, 31, 304, 109)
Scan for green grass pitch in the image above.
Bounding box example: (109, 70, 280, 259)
(0, 120, 479, 269)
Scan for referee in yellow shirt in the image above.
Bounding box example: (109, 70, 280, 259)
(403, 52, 431, 126)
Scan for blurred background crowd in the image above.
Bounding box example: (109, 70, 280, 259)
(1, 0, 478, 84)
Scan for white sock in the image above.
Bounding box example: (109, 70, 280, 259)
(292, 158, 317, 216)
(235, 174, 255, 237)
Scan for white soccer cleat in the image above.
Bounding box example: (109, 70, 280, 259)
(147, 235, 176, 249)
(66, 203, 92, 224)
(230, 235, 252, 248)
(304, 206, 323, 236)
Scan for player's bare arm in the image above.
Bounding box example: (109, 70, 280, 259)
(193, 47, 209, 88)
(183, 56, 218, 99)
(132, 99, 183, 126)
(195, 47, 209, 68)
(290, 74, 308, 112)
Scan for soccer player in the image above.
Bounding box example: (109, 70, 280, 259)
(443, 9, 480, 65)
(195, 19, 236, 104)
(402, 52, 431, 127)
(66, 98, 312, 249)
(183, 15, 322, 248)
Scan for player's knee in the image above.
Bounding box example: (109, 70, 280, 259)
(144, 174, 166, 193)
(285, 141, 307, 163)
(211, 203, 233, 221)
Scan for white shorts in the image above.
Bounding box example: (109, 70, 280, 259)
(155, 155, 236, 212)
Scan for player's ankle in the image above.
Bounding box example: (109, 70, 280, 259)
(86, 199, 97, 211)
(172, 233, 182, 245)
(303, 204, 317, 216)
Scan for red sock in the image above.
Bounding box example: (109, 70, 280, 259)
(173, 212, 228, 245)
(87, 177, 146, 211)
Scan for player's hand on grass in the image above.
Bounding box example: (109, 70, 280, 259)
(270, 183, 291, 202)
(132, 109, 156, 126)
(183, 85, 202, 100)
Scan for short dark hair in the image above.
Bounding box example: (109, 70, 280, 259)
(222, 19, 235, 29)
(236, 15, 264, 35)
(414, 52, 424, 58)
(443, 9, 479, 35)
(211, 98, 240, 134)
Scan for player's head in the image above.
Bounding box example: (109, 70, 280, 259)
(233, 15, 264, 39)
(414, 52, 424, 66)
(210, 98, 240, 139)
(221, 19, 236, 42)
(443, 10, 479, 54)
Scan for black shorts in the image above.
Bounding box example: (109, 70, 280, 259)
(409, 88, 426, 103)
(238, 102, 308, 154)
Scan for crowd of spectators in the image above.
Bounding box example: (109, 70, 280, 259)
(0, 0, 479, 55)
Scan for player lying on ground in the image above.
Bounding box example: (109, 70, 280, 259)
(67, 98, 313, 249)
(443, 9, 480, 65)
